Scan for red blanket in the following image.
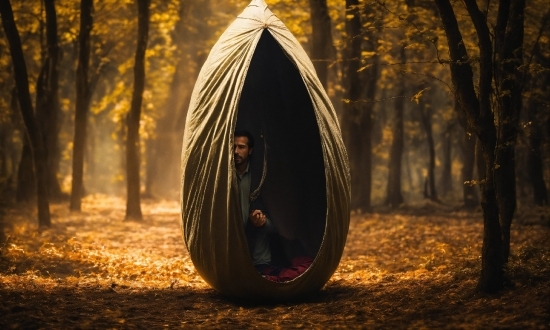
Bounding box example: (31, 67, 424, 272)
(261, 256, 313, 282)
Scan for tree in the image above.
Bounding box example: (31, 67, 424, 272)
(434, 0, 526, 292)
(493, 0, 525, 264)
(36, 0, 62, 201)
(455, 101, 478, 208)
(355, 4, 379, 212)
(308, 0, 334, 88)
(525, 9, 550, 206)
(440, 122, 454, 196)
(0, 0, 51, 227)
(385, 45, 406, 207)
(144, 0, 193, 199)
(69, 0, 94, 212)
(342, 0, 372, 212)
(125, 0, 150, 221)
(526, 85, 549, 206)
(417, 84, 438, 202)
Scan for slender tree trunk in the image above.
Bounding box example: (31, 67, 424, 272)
(441, 124, 453, 196)
(525, 16, 550, 206)
(494, 0, 525, 263)
(357, 81, 375, 212)
(1, 0, 51, 227)
(145, 0, 194, 199)
(40, 0, 62, 200)
(426, 123, 437, 201)
(308, 0, 334, 88)
(16, 137, 35, 202)
(418, 87, 438, 201)
(464, 0, 505, 293)
(356, 25, 378, 212)
(435, 0, 503, 293)
(12, 88, 35, 203)
(17, 60, 47, 203)
(462, 131, 478, 207)
(385, 46, 405, 207)
(7, 88, 19, 190)
(527, 102, 548, 206)
(125, 0, 150, 221)
(342, 0, 367, 211)
(144, 62, 184, 199)
(70, 0, 93, 211)
(455, 101, 478, 208)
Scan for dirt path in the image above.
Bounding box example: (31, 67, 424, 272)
(1, 196, 549, 328)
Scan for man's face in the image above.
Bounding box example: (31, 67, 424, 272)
(234, 136, 252, 167)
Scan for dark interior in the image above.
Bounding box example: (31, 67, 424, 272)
(236, 30, 327, 262)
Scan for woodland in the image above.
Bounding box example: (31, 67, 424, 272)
(0, 0, 549, 328)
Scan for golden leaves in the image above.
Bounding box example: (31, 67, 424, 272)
(0, 196, 206, 291)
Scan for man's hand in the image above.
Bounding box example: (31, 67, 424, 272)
(249, 210, 267, 227)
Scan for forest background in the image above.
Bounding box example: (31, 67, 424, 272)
(0, 0, 549, 326)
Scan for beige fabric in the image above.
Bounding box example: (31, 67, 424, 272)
(180, 0, 350, 301)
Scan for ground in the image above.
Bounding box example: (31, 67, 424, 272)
(0, 196, 549, 329)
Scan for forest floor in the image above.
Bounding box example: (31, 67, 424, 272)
(0, 196, 549, 329)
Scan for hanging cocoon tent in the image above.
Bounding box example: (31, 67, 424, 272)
(180, 0, 350, 301)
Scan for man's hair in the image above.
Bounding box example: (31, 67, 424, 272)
(234, 130, 254, 149)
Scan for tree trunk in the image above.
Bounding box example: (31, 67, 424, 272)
(494, 0, 525, 263)
(464, 0, 506, 293)
(125, 0, 150, 221)
(525, 13, 550, 206)
(357, 78, 375, 212)
(70, 0, 93, 212)
(16, 137, 35, 202)
(385, 46, 405, 207)
(435, 0, 503, 293)
(527, 101, 548, 206)
(38, 0, 62, 201)
(144, 0, 195, 199)
(1, 0, 51, 227)
(462, 131, 478, 207)
(441, 123, 453, 196)
(342, 0, 367, 211)
(12, 88, 35, 203)
(308, 0, 334, 88)
(426, 123, 437, 201)
(455, 101, 478, 208)
(355, 23, 379, 212)
(144, 62, 186, 199)
(418, 86, 438, 201)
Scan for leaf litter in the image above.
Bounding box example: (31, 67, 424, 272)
(0, 195, 549, 328)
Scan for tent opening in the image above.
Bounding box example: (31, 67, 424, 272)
(236, 30, 327, 279)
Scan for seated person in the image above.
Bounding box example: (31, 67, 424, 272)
(234, 130, 275, 273)
(234, 130, 314, 281)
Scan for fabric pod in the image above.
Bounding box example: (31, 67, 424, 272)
(180, 0, 350, 301)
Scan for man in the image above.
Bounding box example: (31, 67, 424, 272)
(234, 130, 275, 273)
